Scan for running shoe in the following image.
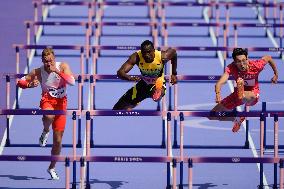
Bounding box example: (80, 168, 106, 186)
(39, 130, 49, 147)
(232, 117, 245, 133)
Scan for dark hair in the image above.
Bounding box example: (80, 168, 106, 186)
(232, 48, 248, 60)
(141, 40, 154, 51)
(42, 47, 55, 59)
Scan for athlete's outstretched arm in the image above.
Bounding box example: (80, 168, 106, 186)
(117, 52, 140, 81)
(56, 62, 75, 86)
(162, 48, 177, 84)
(17, 68, 40, 89)
(262, 55, 278, 84)
(215, 72, 229, 103)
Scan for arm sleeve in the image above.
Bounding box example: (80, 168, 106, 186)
(225, 64, 234, 75)
(255, 59, 267, 71)
(17, 77, 29, 89)
(58, 72, 75, 86)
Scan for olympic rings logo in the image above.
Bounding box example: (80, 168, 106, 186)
(208, 76, 216, 80)
(218, 112, 226, 117)
(231, 157, 240, 163)
(17, 156, 26, 161)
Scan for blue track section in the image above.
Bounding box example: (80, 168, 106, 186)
(0, 0, 284, 188)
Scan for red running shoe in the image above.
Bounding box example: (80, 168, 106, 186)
(152, 77, 164, 102)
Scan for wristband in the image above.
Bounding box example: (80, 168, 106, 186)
(17, 79, 29, 89)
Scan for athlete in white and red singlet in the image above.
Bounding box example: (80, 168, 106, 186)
(17, 48, 75, 180)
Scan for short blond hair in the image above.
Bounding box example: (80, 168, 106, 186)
(42, 47, 55, 59)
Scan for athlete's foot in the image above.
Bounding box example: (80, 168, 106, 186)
(47, 168, 59, 180)
(39, 130, 49, 147)
(232, 117, 245, 133)
(236, 77, 244, 100)
(152, 77, 164, 102)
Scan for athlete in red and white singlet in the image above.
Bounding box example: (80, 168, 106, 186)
(208, 48, 278, 133)
(17, 48, 75, 180)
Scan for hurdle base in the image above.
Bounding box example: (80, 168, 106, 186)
(161, 141, 166, 149)
(172, 141, 178, 149)
(179, 184, 184, 189)
(77, 140, 82, 148)
(5, 139, 10, 147)
(85, 183, 90, 189)
(90, 140, 94, 148)
(244, 141, 250, 149)
(258, 185, 264, 189)
(72, 183, 76, 189)
(166, 185, 171, 189)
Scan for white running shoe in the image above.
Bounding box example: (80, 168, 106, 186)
(39, 130, 49, 147)
(47, 168, 59, 180)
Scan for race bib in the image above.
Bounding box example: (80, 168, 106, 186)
(244, 79, 256, 86)
(48, 86, 66, 98)
(234, 79, 255, 87)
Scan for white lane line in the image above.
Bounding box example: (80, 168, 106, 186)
(0, 7, 49, 155)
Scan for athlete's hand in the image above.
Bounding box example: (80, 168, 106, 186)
(29, 76, 40, 88)
(271, 74, 278, 84)
(49, 64, 60, 74)
(215, 93, 221, 103)
(170, 75, 177, 85)
(129, 76, 140, 82)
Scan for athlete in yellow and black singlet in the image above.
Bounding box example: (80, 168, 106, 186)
(113, 40, 177, 110)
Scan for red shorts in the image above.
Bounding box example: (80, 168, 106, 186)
(40, 93, 67, 132)
(220, 90, 259, 110)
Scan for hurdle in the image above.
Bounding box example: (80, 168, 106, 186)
(0, 154, 74, 189)
(185, 156, 283, 189)
(96, 1, 157, 22)
(32, 0, 95, 24)
(176, 110, 284, 188)
(82, 110, 173, 189)
(0, 108, 80, 188)
(158, 1, 279, 22)
(162, 22, 227, 49)
(85, 71, 178, 150)
(233, 23, 284, 55)
(92, 21, 159, 48)
(3, 73, 83, 165)
(13, 44, 85, 76)
(24, 21, 93, 73)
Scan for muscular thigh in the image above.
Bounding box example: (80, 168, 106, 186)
(244, 91, 259, 106)
(122, 80, 152, 104)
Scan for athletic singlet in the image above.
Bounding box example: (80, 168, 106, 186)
(40, 62, 67, 98)
(226, 59, 267, 91)
(137, 50, 164, 84)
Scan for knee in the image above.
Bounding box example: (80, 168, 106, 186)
(112, 104, 120, 110)
(43, 115, 55, 122)
(207, 116, 214, 120)
(113, 101, 135, 110)
(53, 138, 62, 147)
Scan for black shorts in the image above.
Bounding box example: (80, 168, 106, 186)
(112, 79, 165, 110)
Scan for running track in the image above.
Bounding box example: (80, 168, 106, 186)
(0, 0, 284, 188)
